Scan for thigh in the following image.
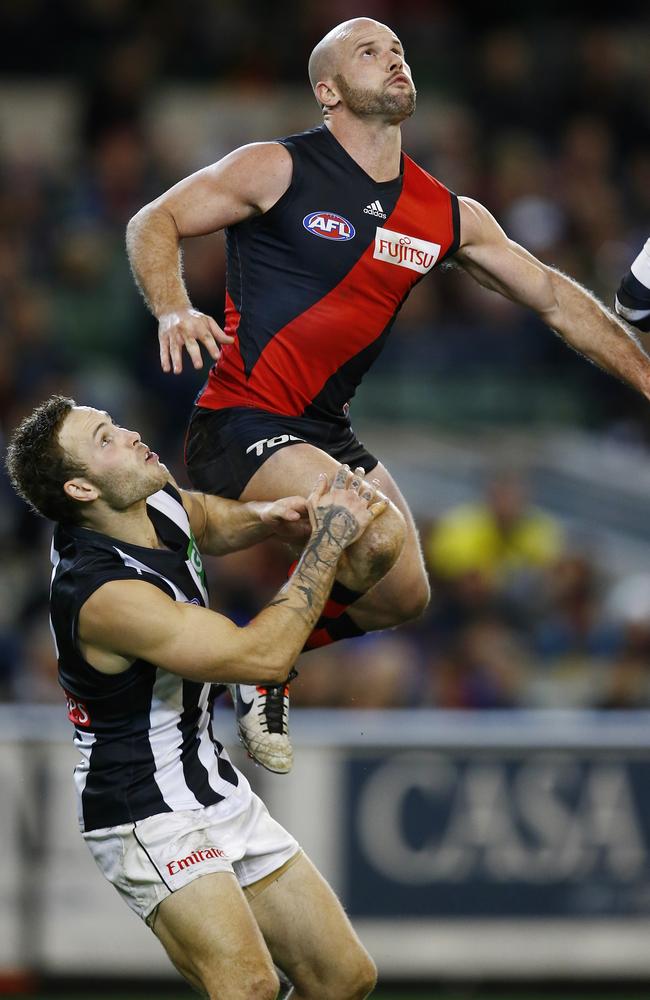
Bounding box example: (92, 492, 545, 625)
(239, 440, 351, 502)
(186, 406, 374, 501)
(361, 459, 427, 578)
(345, 459, 429, 622)
(242, 445, 422, 606)
(249, 851, 374, 997)
(152, 871, 277, 998)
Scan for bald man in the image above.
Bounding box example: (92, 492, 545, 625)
(127, 17, 650, 772)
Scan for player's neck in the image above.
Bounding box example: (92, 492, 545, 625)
(325, 117, 402, 183)
(83, 501, 162, 550)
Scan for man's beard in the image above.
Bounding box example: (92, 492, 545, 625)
(94, 463, 168, 511)
(334, 73, 416, 123)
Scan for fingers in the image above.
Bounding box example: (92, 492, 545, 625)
(281, 497, 308, 520)
(207, 315, 235, 346)
(169, 335, 185, 375)
(368, 499, 388, 518)
(307, 473, 329, 505)
(353, 467, 385, 505)
(332, 464, 350, 490)
(159, 310, 229, 375)
(185, 336, 205, 371)
(160, 337, 172, 374)
(187, 315, 223, 370)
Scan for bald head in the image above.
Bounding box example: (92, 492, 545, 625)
(308, 17, 389, 93)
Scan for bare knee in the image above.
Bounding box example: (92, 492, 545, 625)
(395, 567, 431, 622)
(312, 949, 377, 1000)
(346, 547, 430, 631)
(341, 502, 407, 593)
(370, 556, 430, 626)
(349, 951, 378, 999)
(204, 967, 279, 1000)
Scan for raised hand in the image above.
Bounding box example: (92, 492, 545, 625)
(158, 308, 235, 374)
(258, 495, 312, 543)
(307, 465, 387, 550)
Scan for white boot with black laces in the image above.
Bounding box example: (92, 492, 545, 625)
(231, 670, 297, 774)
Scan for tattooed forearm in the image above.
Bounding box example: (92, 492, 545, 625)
(266, 504, 359, 626)
(314, 504, 359, 549)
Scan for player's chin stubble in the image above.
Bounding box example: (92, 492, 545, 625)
(95, 464, 168, 511)
(334, 73, 416, 122)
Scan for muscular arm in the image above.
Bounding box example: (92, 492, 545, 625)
(126, 142, 293, 373)
(79, 473, 385, 683)
(455, 197, 650, 400)
(179, 486, 309, 556)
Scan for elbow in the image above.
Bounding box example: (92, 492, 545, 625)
(259, 654, 294, 686)
(126, 202, 155, 239)
(126, 199, 173, 239)
(232, 631, 296, 685)
(536, 267, 564, 329)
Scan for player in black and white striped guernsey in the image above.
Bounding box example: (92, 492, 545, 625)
(616, 238, 650, 332)
(51, 479, 245, 832)
(6, 395, 390, 1000)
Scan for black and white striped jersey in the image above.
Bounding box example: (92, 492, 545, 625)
(50, 483, 249, 833)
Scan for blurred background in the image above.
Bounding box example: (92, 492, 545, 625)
(1, 1, 650, 997)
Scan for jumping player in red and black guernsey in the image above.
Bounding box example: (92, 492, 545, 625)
(5, 395, 389, 999)
(127, 17, 650, 772)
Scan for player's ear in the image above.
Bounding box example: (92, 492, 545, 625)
(315, 80, 340, 110)
(64, 478, 99, 504)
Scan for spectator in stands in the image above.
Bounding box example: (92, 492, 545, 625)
(426, 469, 563, 589)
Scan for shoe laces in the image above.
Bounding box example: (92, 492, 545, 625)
(255, 668, 298, 735)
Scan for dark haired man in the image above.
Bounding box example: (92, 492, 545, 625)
(126, 17, 650, 771)
(6, 395, 387, 1000)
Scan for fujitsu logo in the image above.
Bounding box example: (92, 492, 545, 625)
(373, 227, 441, 274)
(166, 847, 226, 876)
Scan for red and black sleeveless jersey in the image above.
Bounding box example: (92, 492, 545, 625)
(197, 124, 460, 423)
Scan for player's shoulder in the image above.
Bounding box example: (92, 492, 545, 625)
(232, 127, 329, 165)
(152, 480, 197, 537)
(50, 524, 127, 618)
(52, 523, 125, 577)
(226, 139, 293, 170)
(219, 140, 294, 211)
(402, 150, 448, 188)
(276, 124, 328, 145)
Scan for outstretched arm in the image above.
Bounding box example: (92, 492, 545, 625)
(180, 486, 312, 556)
(78, 469, 387, 684)
(455, 197, 650, 400)
(126, 141, 293, 373)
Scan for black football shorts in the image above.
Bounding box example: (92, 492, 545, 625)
(184, 405, 378, 499)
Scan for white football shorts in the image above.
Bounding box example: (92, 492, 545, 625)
(83, 789, 299, 924)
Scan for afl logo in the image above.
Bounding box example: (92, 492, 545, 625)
(303, 211, 355, 241)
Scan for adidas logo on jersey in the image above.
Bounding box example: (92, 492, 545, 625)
(363, 200, 387, 219)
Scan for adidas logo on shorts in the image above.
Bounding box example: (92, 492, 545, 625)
(363, 200, 387, 219)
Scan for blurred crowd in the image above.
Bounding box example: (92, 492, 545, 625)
(0, 1, 649, 708)
(291, 470, 650, 712)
